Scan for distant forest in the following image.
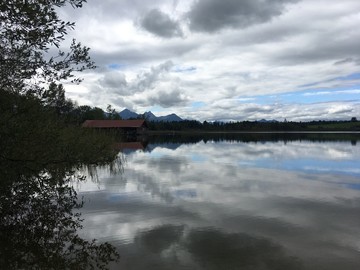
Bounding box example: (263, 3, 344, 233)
(68, 105, 360, 131)
(58, 104, 360, 132)
(147, 118, 360, 132)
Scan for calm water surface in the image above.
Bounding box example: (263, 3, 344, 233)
(77, 135, 360, 270)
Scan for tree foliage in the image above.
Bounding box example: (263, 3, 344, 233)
(0, 0, 95, 96)
(0, 1, 121, 269)
(0, 78, 120, 270)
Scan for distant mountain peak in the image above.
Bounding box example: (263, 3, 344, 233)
(119, 108, 183, 122)
(144, 111, 157, 121)
(119, 109, 139, 119)
(121, 108, 133, 113)
(144, 111, 156, 117)
(258, 119, 278, 123)
(157, 113, 183, 122)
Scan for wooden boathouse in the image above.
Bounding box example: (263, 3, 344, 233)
(82, 119, 148, 134)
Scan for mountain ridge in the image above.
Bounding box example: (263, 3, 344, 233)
(119, 109, 183, 122)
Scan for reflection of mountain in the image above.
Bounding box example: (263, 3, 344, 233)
(115, 141, 148, 154)
(114, 141, 183, 154)
(146, 143, 182, 152)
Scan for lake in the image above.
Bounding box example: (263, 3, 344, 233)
(76, 133, 360, 270)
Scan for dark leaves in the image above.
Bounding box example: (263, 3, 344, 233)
(0, 0, 94, 95)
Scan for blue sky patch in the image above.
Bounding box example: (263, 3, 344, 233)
(148, 106, 166, 113)
(190, 153, 207, 163)
(251, 156, 360, 177)
(333, 72, 360, 81)
(172, 66, 197, 73)
(108, 63, 127, 70)
(236, 83, 360, 105)
(191, 101, 206, 108)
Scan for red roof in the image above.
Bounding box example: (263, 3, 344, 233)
(82, 119, 147, 128)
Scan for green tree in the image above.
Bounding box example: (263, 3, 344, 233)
(106, 104, 121, 120)
(0, 0, 95, 98)
(74, 105, 104, 122)
(41, 82, 76, 116)
(0, 1, 120, 268)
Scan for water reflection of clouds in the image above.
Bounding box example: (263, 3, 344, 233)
(130, 225, 303, 270)
(195, 140, 358, 161)
(78, 140, 360, 270)
(149, 141, 360, 176)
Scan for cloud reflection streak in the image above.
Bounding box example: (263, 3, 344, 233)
(78, 138, 360, 269)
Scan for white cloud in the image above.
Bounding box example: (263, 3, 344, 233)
(303, 89, 360, 96)
(61, 0, 360, 121)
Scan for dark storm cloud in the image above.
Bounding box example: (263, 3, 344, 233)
(139, 9, 183, 38)
(187, 0, 299, 33)
(99, 72, 127, 89)
(61, 0, 168, 22)
(137, 88, 189, 108)
(135, 60, 174, 91)
(334, 57, 360, 66)
(334, 58, 356, 66)
(95, 72, 132, 96)
(243, 106, 275, 114)
(151, 89, 189, 108)
(223, 21, 304, 47)
(90, 41, 199, 66)
(271, 31, 360, 65)
(93, 61, 176, 98)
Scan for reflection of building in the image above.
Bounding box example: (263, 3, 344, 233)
(114, 142, 147, 153)
(82, 120, 148, 134)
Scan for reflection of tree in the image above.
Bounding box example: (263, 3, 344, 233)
(133, 225, 302, 270)
(0, 96, 120, 268)
(0, 172, 119, 269)
(0, 0, 120, 267)
(147, 133, 359, 146)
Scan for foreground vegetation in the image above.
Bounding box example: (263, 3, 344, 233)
(0, 1, 120, 269)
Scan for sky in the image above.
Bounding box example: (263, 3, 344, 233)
(60, 0, 360, 122)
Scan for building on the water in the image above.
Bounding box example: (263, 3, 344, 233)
(82, 119, 148, 134)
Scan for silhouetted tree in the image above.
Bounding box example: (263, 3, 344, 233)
(0, 0, 95, 98)
(0, 1, 120, 268)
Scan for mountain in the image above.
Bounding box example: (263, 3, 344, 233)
(144, 111, 158, 121)
(119, 109, 139, 119)
(157, 113, 183, 122)
(119, 109, 183, 122)
(258, 119, 279, 123)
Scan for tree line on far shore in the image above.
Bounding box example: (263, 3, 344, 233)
(61, 102, 359, 132)
(146, 118, 360, 132)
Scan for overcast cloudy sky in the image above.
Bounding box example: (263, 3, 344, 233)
(61, 0, 360, 121)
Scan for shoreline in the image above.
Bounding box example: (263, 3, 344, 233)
(147, 130, 360, 135)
